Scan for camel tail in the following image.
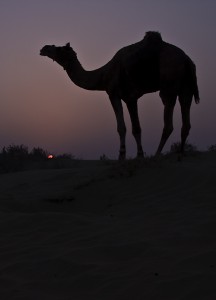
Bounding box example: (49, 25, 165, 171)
(188, 58, 200, 104)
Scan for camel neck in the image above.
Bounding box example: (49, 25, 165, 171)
(63, 56, 105, 91)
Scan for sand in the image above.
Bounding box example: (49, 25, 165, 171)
(0, 153, 216, 299)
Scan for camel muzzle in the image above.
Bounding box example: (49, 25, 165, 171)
(40, 49, 45, 56)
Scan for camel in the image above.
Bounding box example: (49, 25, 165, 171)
(40, 31, 199, 160)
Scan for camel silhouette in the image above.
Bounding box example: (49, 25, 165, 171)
(40, 31, 199, 160)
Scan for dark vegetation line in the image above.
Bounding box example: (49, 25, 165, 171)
(0, 144, 75, 173)
(0, 142, 215, 173)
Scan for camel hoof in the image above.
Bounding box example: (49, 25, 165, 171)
(118, 152, 126, 161)
(118, 156, 125, 161)
(136, 152, 144, 160)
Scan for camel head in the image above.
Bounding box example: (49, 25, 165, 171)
(40, 43, 77, 68)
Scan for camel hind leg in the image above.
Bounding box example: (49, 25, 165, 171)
(155, 93, 177, 156)
(126, 100, 144, 158)
(179, 93, 193, 155)
(109, 95, 126, 160)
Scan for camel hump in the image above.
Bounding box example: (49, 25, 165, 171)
(139, 31, 163, 54)
(119, 32, 162, 87)
(143, 31, 163, 44)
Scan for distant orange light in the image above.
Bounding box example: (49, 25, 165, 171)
(48, 154, 54, 159)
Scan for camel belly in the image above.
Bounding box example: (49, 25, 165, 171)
(119, 67, 160, 100)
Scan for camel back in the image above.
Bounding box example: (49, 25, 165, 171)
(116, 32, 199, 101)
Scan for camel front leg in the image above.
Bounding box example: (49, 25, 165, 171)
(126, 100, 144, 158)
(110, 96, 126, 160)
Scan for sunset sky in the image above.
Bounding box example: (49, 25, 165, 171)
(1, 0, 216, 159)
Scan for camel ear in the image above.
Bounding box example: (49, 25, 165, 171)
(65, 42, 70, 48)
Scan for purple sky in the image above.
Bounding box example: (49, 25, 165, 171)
(0, 0, 216, 159)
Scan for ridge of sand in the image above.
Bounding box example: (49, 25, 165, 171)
(0, 153, 216, 299)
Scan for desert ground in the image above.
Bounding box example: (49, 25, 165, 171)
(0, 152, 216, 299)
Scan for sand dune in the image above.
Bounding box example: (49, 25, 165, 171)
(0, 153, 216, 299)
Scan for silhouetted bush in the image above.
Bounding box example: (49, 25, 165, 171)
(2, 144, 29, 159)
(0, 144, 29, 172)
(169, 141, 198, 154)
(0, 144, 76, 173)
(208, 144, 216, 152)
(100, 154, 110, 161)
(30, 147, 48, 161)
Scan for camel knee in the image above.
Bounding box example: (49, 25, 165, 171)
(162, 125, 173, 139)
(117, 125, 126, 139)
(132, 126, 141, 138)
(181, 124, 191, 140)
